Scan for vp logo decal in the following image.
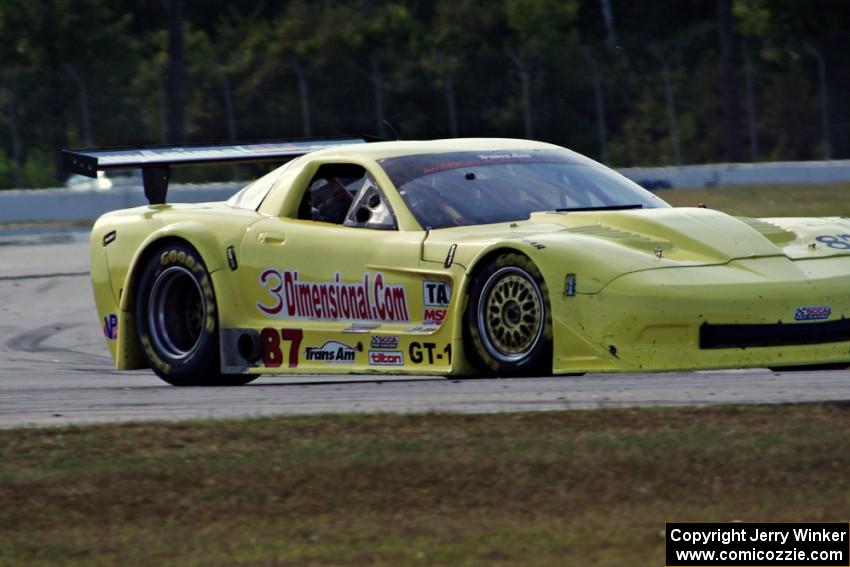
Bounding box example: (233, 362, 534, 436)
(103, 313, 118, 340)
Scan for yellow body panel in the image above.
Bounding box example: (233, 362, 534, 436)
(89, 138, 850, 377)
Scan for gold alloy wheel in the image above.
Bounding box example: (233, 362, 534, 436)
(477, 266, 545, 362)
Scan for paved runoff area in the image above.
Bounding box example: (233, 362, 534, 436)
(1, 225, 849, 428)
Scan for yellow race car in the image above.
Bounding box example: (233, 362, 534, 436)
(63, 137, 850, 385)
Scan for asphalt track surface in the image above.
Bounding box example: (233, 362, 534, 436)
(1, 227, 849, 428)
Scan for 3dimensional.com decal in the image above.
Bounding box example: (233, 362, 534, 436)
(257, 269, 409, 322)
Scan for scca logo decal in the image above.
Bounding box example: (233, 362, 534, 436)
(794, 306, 831, 321)
(370, 336, 399, 349)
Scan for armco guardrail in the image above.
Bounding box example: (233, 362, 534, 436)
(4, 159, 850, 223)
(618, 159, 850, 189)
(0, 182, 243, 223)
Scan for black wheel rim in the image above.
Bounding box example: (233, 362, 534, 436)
(147, 266, 206, 360)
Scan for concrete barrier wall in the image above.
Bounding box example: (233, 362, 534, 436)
(0, 182, 242, 223)
(618, 160, 850, 189)
(4, 159, 850, 223)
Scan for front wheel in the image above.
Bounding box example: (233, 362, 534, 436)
(465, 252, 552, 376)
(135, 242, 255, 386)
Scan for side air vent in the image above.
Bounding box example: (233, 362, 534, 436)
(700, 319, 850, 349)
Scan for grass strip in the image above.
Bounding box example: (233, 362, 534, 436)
(657, 182, 850, 217)
(1, 404, 849, 566)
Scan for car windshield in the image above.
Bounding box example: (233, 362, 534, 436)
(379, 150, 669, 229)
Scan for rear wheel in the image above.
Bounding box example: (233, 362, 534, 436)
(135, 242, 255, 386)
(465, 252, 552, 376)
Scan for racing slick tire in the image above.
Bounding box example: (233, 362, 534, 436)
(465, 252, 553, 376)
(135, 242, 256, 386)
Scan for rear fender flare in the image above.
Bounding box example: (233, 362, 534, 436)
(115, 223, 241, 370)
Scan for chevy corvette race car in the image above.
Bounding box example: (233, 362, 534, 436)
(64, 137, 850, 385)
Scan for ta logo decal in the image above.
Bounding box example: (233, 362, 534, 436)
(103, 313, 118, 340)
(423, 280, 451, 307)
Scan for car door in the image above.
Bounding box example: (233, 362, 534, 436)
(236, 160, 430, 371)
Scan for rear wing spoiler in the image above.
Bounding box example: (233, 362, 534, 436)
(62, 137, 369, 204)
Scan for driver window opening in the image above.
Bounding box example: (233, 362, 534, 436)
(298, 164, 367, 225)
(298, 163, 397, 230)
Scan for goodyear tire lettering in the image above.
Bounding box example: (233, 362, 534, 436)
(140, 335, 171, 374)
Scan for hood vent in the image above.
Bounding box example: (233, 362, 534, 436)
(565, 224, 672, 252)
(736, 217, 797, 245)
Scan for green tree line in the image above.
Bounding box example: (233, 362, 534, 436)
(0, 0, 848, 188)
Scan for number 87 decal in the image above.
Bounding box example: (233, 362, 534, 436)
(261, 328, 303, 368)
